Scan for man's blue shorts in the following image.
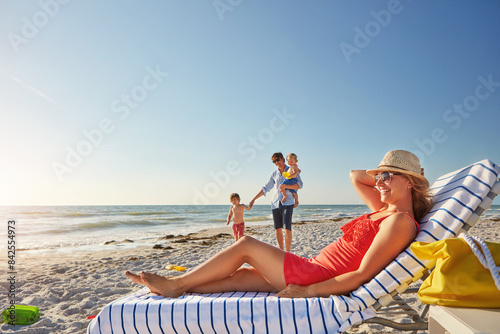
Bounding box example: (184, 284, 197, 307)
(272, 203, 293, 230)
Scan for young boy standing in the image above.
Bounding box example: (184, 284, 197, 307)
(227, 193, 251, 241)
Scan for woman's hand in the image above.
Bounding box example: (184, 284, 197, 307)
(276, 284, 311, 298)
(350, 170, 384, 212)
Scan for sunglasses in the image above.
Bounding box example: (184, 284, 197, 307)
(374, 171, 402, 183)
(272, 159, 281, 164)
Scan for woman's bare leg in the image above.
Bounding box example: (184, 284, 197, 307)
(190, 267, 278, 294)
(125, 236, 286, 297)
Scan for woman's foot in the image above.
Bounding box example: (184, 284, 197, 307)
(125, 271, 183, 298)
(125, 270, 143, 284)
(125, 271, 159, 294)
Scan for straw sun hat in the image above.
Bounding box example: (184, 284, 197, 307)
(366, 150, 429, 187)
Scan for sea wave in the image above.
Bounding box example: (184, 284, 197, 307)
(20, 219, 185, 235)
(245, 216, 271, 222)
(16, 211, 97, 218)
(159, 217, 190, 221)
(206, 219, 227, 223)
(123, 211, 173, 216)
(16, 211, 54, 216)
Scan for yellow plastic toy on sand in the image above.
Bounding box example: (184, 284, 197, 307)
(165, 265, 186, 271)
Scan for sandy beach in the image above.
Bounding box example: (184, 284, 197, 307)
(1, 217, 499, 334)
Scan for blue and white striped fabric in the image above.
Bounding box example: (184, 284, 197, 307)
(87, 159, 499, 334)
(87, 289, 375, 333)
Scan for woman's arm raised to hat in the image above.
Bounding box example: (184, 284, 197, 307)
(350, 170, 386, 212)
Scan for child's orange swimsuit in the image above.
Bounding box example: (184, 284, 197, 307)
(283, 212, 418, 286)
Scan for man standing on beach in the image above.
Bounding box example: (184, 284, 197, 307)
(249, 152, 303, 252)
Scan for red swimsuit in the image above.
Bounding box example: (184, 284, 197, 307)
(283, 212, 418, 286)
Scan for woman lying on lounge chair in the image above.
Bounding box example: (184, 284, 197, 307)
(125, 150, 433, 299)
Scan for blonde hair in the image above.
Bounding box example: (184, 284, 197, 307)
(287, 153, 298, 162)
(229, 193, 240, 201)
(406, 175, 434, 222)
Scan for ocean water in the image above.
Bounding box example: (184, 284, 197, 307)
(0, 205, 370, 253)
(1, 204, 499, 254)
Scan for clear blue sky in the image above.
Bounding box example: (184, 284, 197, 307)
(1, 0, 499, 205)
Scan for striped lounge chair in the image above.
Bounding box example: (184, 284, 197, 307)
(87, 159, 500, 334)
